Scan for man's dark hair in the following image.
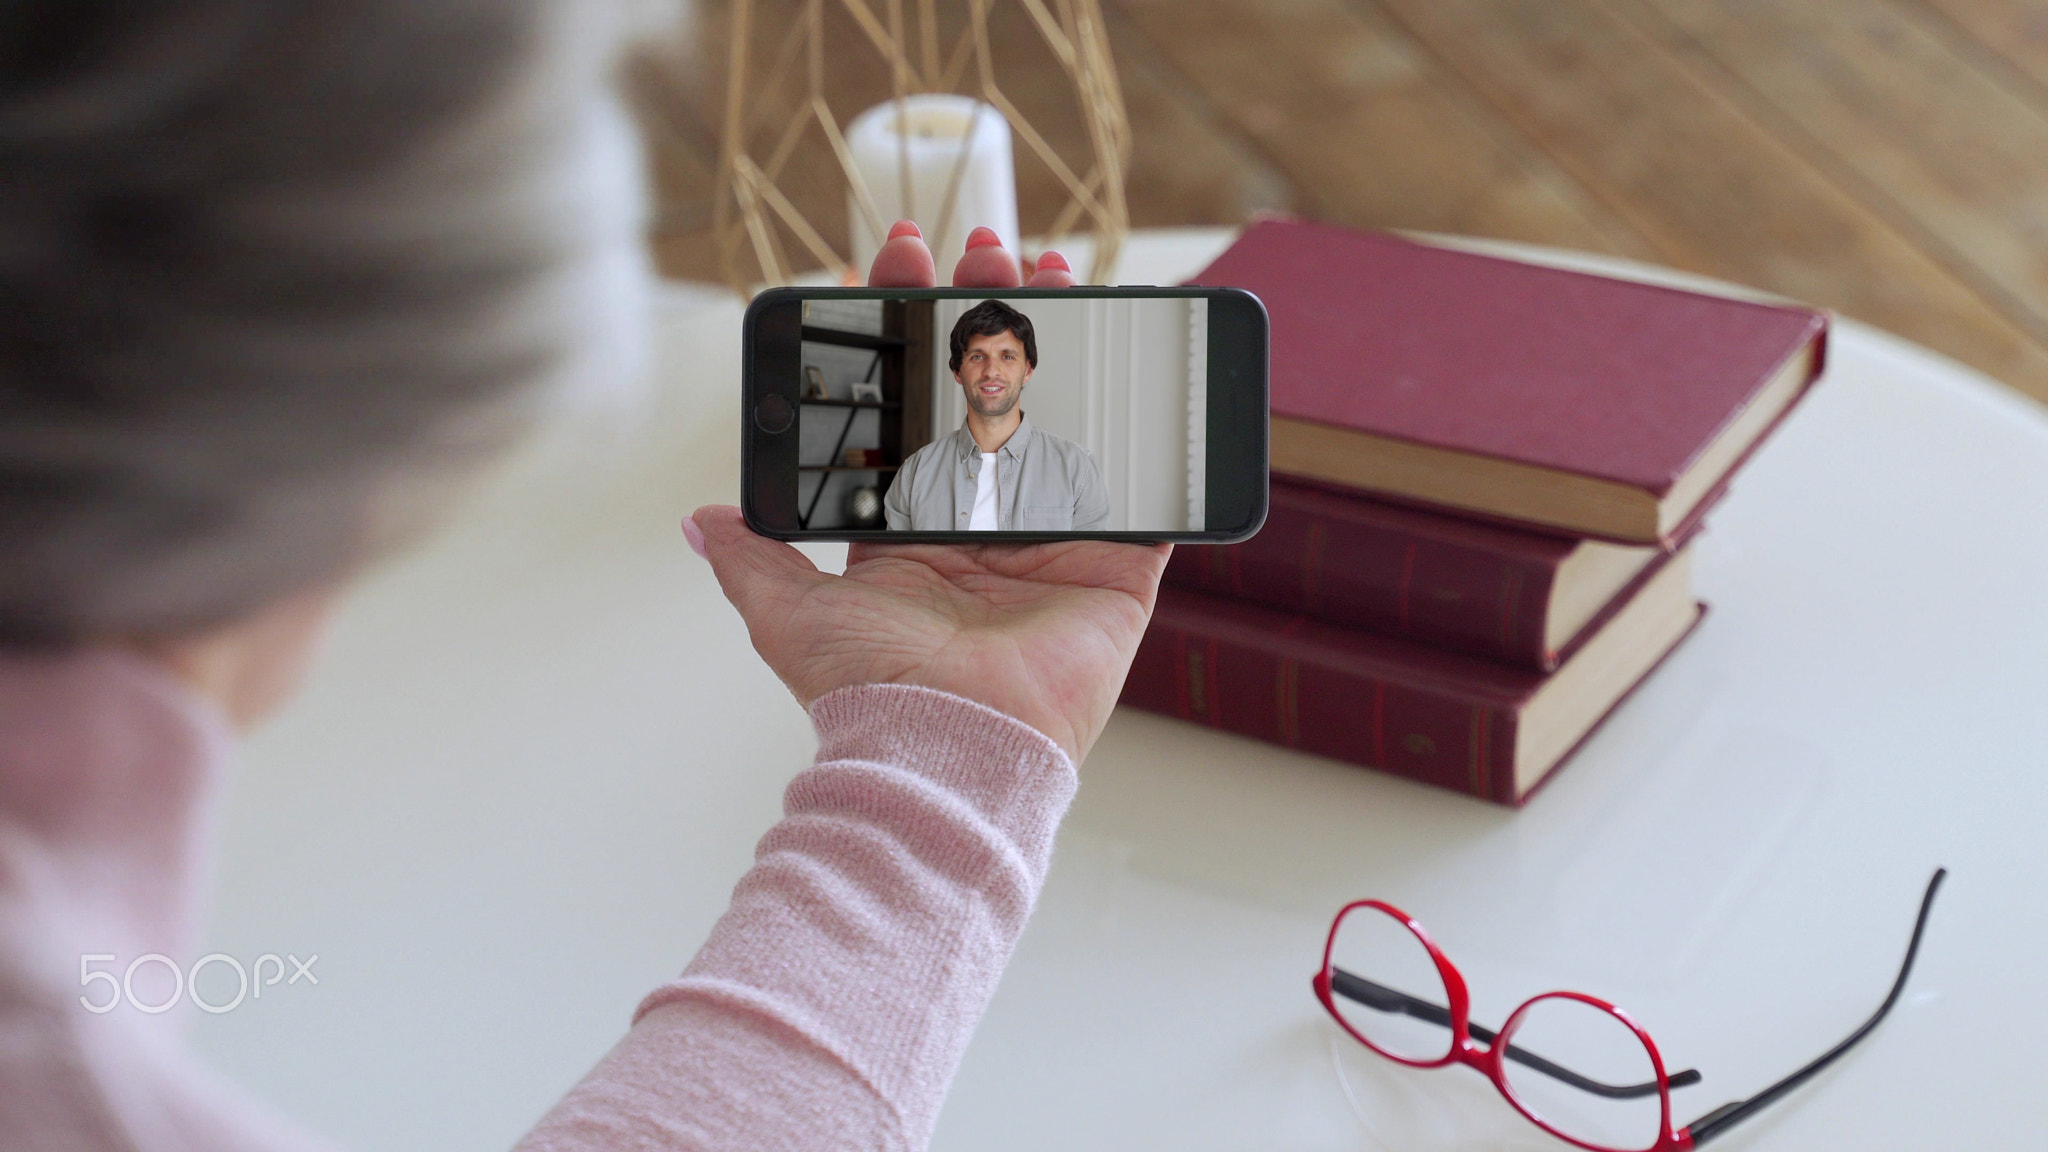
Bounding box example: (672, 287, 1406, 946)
(948, 300, 1037, 373)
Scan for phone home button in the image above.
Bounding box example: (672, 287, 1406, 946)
(753, 393, 795, 435)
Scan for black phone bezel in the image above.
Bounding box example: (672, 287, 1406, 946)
(741, 285, 1268, 543)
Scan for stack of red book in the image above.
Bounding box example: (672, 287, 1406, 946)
(1120, 220, 1829, 805)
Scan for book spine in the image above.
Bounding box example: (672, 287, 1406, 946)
(1120, 610, 1521, 805)
(1164, 497, 1560, 670)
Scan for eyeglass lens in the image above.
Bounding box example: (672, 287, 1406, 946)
(1327, 904, 1454, 1063)
(1501, 994, 1663, 1152)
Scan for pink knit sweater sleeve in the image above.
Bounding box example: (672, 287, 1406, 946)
(0, 653, 1075, 1152)
(517, 682, 1080, 1151)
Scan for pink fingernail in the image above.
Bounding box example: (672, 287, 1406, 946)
(1035, 250, 1070, 272)
(682, 516, 708, 559)
(965, 226, 1002, 250)
(888, 219, 922, 240)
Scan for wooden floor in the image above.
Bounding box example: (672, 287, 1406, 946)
(636, 0, 2048, 406)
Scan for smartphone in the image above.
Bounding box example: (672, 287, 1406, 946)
(741, 286, 1268, 542)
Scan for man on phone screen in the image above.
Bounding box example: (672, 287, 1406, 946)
(885, 300, 1110, 531)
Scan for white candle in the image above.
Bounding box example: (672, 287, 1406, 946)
(845, 95, 1019, 280)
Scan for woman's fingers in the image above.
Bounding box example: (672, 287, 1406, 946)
(867, 220, 938, 288)
(952, 226, 1023, 288)
(1025, 249, 1076, 289)
(871, 223, 1070, 289)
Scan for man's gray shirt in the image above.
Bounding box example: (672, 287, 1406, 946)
(884, 414, 1110, 531)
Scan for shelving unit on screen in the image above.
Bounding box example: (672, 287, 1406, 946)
(797, 299, 935, 529)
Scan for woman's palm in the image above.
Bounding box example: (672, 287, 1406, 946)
(694, 509, 1166, 759)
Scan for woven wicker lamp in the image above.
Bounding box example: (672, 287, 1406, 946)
(712, 0, 1132, 291)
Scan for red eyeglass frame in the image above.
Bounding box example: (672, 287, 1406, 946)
(1313, 898, 1696, 1152)
(1313, 870, 1946, 1152)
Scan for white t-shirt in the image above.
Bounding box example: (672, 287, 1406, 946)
(968, 452, 998, 530)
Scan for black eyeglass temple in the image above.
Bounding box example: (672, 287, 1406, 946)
(1684, 867, 1947, 1147)
(1328, 968, 1703, 1099)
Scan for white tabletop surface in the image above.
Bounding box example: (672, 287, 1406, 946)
(192, 229, 2048, 1151)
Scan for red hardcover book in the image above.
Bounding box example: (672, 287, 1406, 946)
(1121, 549, 1704, 806)
(1165, 478, 1670, 672)
(1185, 220, 1828, 544)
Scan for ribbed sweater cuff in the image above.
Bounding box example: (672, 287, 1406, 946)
(805, 683, 1077, 875)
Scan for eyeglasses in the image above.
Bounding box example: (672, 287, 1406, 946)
(1311, 869, 1945, 1152)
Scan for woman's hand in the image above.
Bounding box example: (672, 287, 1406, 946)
(687, 222, 1170, 762)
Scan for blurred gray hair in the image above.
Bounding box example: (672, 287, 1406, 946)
(0, 1, 657, 644)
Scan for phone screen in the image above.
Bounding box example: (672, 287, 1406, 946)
(743, 287, 1267, 541)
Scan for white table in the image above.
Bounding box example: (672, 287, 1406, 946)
(195, 230, 2048, 1151)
